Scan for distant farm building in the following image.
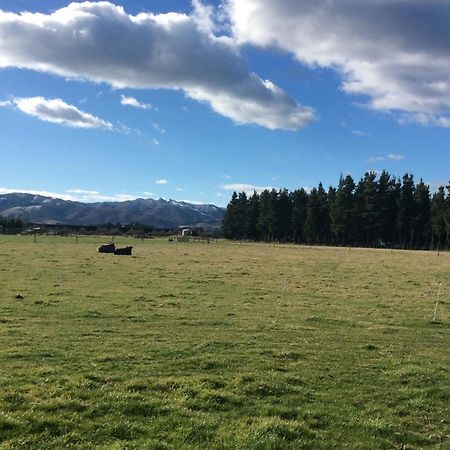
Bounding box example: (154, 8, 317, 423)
(181, 228, 192, 237)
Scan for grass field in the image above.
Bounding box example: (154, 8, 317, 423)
(0, 235, 449, 449)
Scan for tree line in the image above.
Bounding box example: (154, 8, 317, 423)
(0, 216, 23, 233)
(222, 171, 450, 251)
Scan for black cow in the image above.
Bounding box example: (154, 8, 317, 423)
(97, 243, 115, 253)
(114, 246, 133, 255)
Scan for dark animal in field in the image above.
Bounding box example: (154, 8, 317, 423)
(114, 246, 133, 255)
(97, 243, 116, 253)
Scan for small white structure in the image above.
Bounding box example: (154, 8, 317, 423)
(181, 228, 192, 237)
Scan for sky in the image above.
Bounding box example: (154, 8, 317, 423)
(0, 0, 449, 206)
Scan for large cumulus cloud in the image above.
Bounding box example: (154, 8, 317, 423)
(226, 0, 450, 127)
(0, 1, 314, 130)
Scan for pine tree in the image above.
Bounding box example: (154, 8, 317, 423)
(222, 191, 239, 239)
(330, 175, 355, 246)
(304, 188, 320, 244)
(257, 190, 274, 241)
(275, 189, 292, 242)
(247, 191, 261, 241)
(430, 186, 447, 251)
(377, 171, 398, 247)
(352, 178, 366, 246)
(397, 174, 416, 249)
(317, 183, 331, 244)
(446, 183, 450, 251)
(236, 192, 250, 239)
(362, 172, 379, 246)
(413, 180, 431, 249)
(291, 188, 308, 243)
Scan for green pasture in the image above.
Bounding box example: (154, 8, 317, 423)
(0, 235, 449, 449)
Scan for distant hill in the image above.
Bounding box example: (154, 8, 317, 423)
(0, 193, 225, 229)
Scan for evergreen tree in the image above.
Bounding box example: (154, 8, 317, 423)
(397, 174, 416, 249)
(413, 180, 431, 249)
(304, 188, 321, 244)
(351, 178, 366, 246)
(235, 192, 249, 239)
(247, 191, 261, 241)
(221, 171, 441, 252)
(275, 189, 293, 242)
(430, 186, 447, 251)
(257, 190, 274, 241)
(222, 191, 239, 239)
(330, 175, 355, 246)
(317, 183, 331, 244)
(377, 171, 398, 247)
(361, 172, 379, 246)
(446, 183, 450, 251)
(291, 188, 308, 243)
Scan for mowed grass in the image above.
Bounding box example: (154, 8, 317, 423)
(0, 235, 449, 449)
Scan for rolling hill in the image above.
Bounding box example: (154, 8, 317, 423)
(0, 193, 225, 229)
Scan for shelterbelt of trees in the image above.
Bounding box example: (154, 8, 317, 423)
(222, 171, 450, 251)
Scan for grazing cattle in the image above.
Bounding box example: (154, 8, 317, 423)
(97, 243, 115, 253)
(114, 246, 133, 255)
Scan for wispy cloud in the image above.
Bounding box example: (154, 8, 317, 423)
(120, 95, 153, 110)
(152, 123, 166, 134)
(221, 183, 272, 194)
(66, 189, 100, 195)
(368, 155, 385, 163)
(0, 187, 140, 202)
(368, 153, 406, 163)
(3, 97, 113, 129)
(351, 129, 370, 137)
(399, 113, 450, 128)
(387, 153, 405, 161)
(152, 138, 160, 145)
(155, 179, 168, 185)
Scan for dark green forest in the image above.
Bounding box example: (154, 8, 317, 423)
(222, 171, 450, 251)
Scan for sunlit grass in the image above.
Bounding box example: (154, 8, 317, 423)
(0, 235, 449, 448)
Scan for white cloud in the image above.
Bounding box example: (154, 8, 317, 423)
(10, 97, 112, 129)
(221, 183, 272, 194)
(120, 95, 152, 110)
(0, 187, 140, 202)
(387, 153, 406, 161)
(0, 2, 314, 130)
(66, 189, 100, 195)
(152, 122, 165, 134)
(368, 153, 406, 163)
(351, 129, 370, 137)
(398, 112, 450, 128)
(179, 199, 204, 205)
(0, 99, 12, 107)
(155, 179, 168, 185)
(176, 187, 184, 192)
(152, 138, 160, 145)
(368, 155, 385, 163)
(226, 0, 450, 127)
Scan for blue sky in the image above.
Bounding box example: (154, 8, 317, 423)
(0, 0, 449, 206)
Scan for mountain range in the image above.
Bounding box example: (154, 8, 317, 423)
(0, 193, 225, 229)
